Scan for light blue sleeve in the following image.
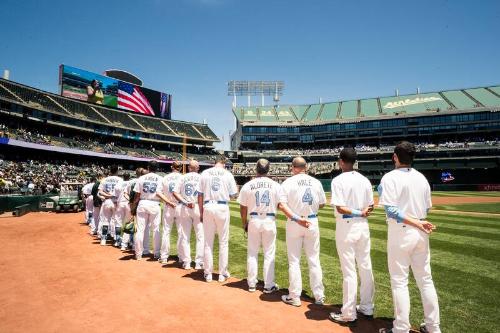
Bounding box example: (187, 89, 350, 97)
(384, 205, 405, 223)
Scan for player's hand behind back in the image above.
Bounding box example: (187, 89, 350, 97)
(419, 221, 436, 234)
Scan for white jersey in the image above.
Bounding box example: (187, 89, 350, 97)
(133, 172, 164, 201)
(330, 171, 374, 221)
(163, 172, 183, 202)
(115, 180, 130, 204)
(238, 177, 281, 215)
(378, 168, 432, 220)
(98, 175, 123, 201)
(175, 172, 201, 203)
(280, 173, 326, 217)
(199, 166, 237, 202)
(82, 182, 94, 196)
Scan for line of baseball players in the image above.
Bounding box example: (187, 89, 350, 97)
(80, 141, 440, 333)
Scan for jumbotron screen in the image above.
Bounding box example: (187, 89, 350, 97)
(59, 65, 171, 119)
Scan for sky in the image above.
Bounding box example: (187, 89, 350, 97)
(1, 0, 499, 150)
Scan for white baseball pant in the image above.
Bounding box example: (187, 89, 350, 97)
(388, 221, 441, 333)
(335, 219, 374, 319)
(135, 201, 161, 259)
(203, 203, 230, 278)
(286, 218, 324, 301)
(99, 199, 116, 239)
(85, 195, 94, 224)
(178, 204, 204, 266)
(114, 202, 131, 229)
(160, 205, 182, 261)
(247, 216, 276, 289)
(91, 205, 101, 234)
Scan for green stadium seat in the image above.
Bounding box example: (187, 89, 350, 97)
(258, 106, 277, 122)
(303, 104, 321, 121)
(319, 102, 339, 120)
(465, 88, 500, 107)
(292, 105, 309, 121)
(380, 93, 450, 115)
(276, 106, 295, 121)
(242, 107, 258, 121)
(441, 90, 476, 109)
(488, 86, 500, 96)
(360, 98, 380, 117)
(340, 100, 358, 119)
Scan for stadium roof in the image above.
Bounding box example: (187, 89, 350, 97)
(233, 85, 500, 125)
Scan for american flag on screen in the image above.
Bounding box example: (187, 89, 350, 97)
(117, 81, 155, 116)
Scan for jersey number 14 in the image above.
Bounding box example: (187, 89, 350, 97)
(255, 190, 270, 207)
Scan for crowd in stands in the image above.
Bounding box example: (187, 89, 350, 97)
(232, 162, 336, 177)
(240, 138, 499, 157)
(0, 121, 219, 161)
(0, 159, 107, 195)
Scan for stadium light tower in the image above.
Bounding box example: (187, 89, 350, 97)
(228, 80, 284, 107)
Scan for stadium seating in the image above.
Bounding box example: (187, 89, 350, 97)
(166, 121, 203, 139)
(303, 104, 321, 121)
(360, 98, 380, 117)
(258, 106, 277, 122)
(380, 93, 451, 115)
(275, 106, 295, 121)
(339, 100, 358, 119)
(130, 114, 174, 135)
(319, 102, 339, 121)
(465, 88, 500, 107)
(195, 124, 217, 140)
(441, 90, 477, 109)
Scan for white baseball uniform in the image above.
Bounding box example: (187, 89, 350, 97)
(174, 172, 204, 267)
(199, 166, 238, 279)
(82, 182, 94, 224)
(133, 173, 164, 259)
(160, 171, 183, 261)
(112, 179, 131, 246)
(280, 173, 326, 302)
(98, 175, 123, 239)
(238, 176, 281, 289)
(331, 171, 375, 320)
(379, 167, 440, 333)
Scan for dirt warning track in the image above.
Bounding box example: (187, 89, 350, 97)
(0, 212, 392, 333)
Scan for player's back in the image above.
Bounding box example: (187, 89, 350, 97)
(100, 176, 122, 194)
(379, 168, 431, 220)
(281, 173, 326, 217)
(163, 172, 183, 201)
(82, 182, 94, 196)
(331, 171, 373, 218)
(135, 173, 163, 201)
(115, 180, 129, 203)
(200, 166, 237, 202)
(178, 172, 201, 203)
(239, 177, 281, 215)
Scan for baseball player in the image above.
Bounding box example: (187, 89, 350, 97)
(123, 168, 146, 251)
(238, 159, 280, 293)
(198, 156, 238, 282)
(159, 161, 183, 264)
(90, 172, 104, 236)
(112, 173, 131, 247)
(82, 176, 96, 225)
(98, 165, 123, 246)
(173, 159, 204, 270)
(279, 156, 326, 307)
(132, 161, 175, 260)
(328, 148, 375, 326)
(378, 141, 439, 333)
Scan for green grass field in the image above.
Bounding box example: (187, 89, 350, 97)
(162, 195, 499, 332)
(434, 202, 500, 214)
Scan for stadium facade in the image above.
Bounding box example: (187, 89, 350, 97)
(230, 85, 500, 190)
(0, 78, 219, 169)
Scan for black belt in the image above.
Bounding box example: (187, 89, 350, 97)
(250, 212, 276, 217)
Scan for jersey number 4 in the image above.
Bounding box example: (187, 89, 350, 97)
(255, 190, 270, 207)
(302, 188, 313, 205)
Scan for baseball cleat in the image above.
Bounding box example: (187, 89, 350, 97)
(120, 245, 127, 251)
(281, 295, 301, 307)
(248, 286, 256, 293)
(159, 258, 168, 264)
(100, 239, 106, 246)
(218, 273, 230, 282)
(135, 255, 142, 261)
(205, 274, 212, 282)
(183, 262, 191, 270)
(356, 305, 374, 319)
(328, 312, 357, 326)
(419, 323, 429, 333)
(263, 284, 279, 294)
(314, 296, 325, 305)
(194, 263, 203, 270)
